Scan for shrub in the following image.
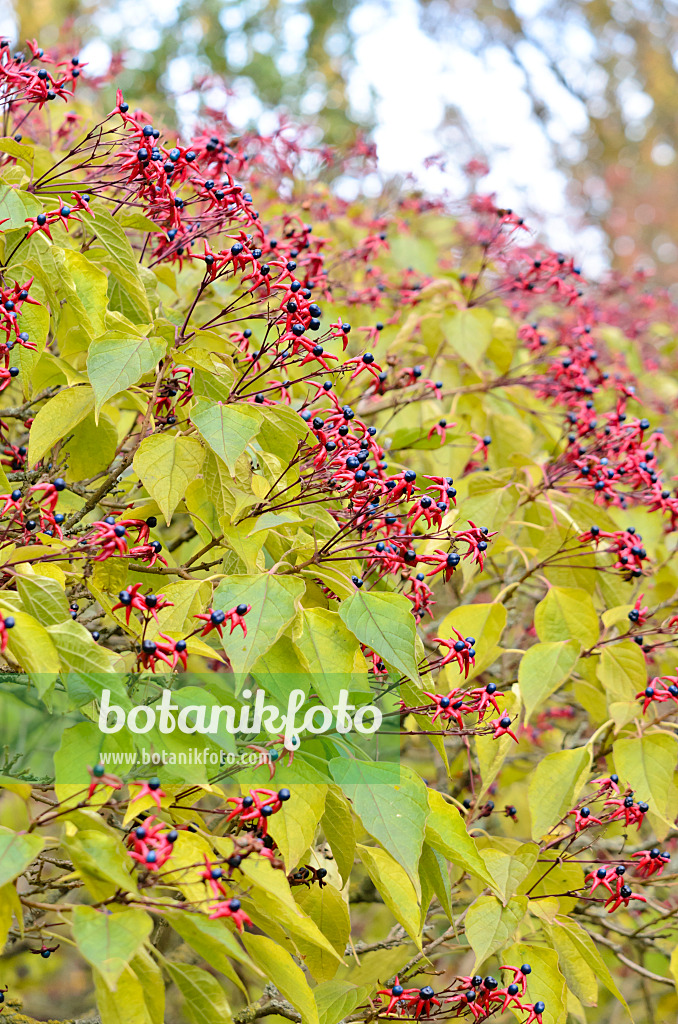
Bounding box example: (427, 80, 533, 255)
(0, 36, 678, 1024)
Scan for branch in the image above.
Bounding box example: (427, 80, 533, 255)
(233, 998, 301, 1023)
(2, 1003, 99, 1024)
(63, 452, 135, 531)
(587, 930, 673, 986)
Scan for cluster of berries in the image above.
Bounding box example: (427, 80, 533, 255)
(107, 584, 251, 671)
(0, 478, 67, 539)
(376, 965, 546, 1022)
(127, 814, 179, 871)
(636, 669, 678, 714)
(224, 787, 291, 836)
(401, 671, 517, 744)
(25, 190, 93, 242)
(579, 525, 650, 579)
(0, 40, 83, 111)
(84, 513, 164, 565)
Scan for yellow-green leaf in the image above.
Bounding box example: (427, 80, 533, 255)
(212, 574, 304, 675)
(164, 962, 232, 1024)
(465, 894, 528, 969)
(295, 884, 350, 981)
(71, 906, 153, 990)
(242, 932, 319, 1024)
(519, 640, 581, 722)
(529, 747, 591, 840)
(338, 589, 419, 683)
(27, 385, 94, 466)
(613, 732, 678, 835)
(535, 587, 600, 648)
(501, 942, 567, 1024)
(356, 844, 422, 945)
(190, 398, 262, 473)
(425, 788, 494, 887)
(480, 841, 539, 904)
(87, 331, 165, 418)
(133, 433, 205, 525)
(0, 828, 44, 887)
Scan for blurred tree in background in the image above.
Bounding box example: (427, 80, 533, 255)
(10, 0, 678, 275)
(15, 0, 369, 144)
(419, 0, 678, 276)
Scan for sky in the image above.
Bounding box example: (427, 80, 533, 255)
(1, 0, 611, 274)
(344, 0, 609, 274)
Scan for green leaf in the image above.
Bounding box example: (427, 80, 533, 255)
(119, 213, 164, 231)
(418, 842, 453, 921)
(268, 783, 327, 870)
(27, 385, 94, 466)
(535, 587, 600, 648)
(212, 574, 304, 675)
(321, 786, 356, 886)
(65, 830, 138, 900)
(133, 433, 205, 525)
(130, 951, 164, 1024)
(165, 908, 257, 974)
(502, 942, 567, 1024)
(71, 906, 153, 990)
(519, 640, 581, 722)
(465, 894, 528, 969)
(146, 580, 211, 636)
(164, 962, 232, 1024)
(294, 608, 366, 704)
(613, 732, 678, 835)
(425, 789, 494, 887)
(224, 843, 343, 963)
(91, 207, 140, 275)
(551, 917, 630, 1013)
(330, 761, 428, 891)
(528, 747, 591, 840)
(16, 296, 50, 355)
(0, 606, 60, 682)
(93, 960, 159, 1024)
(0, 185, 41, 229)
(242, 932, 319, 1024)
(435, 601, 506, 681)
(338, 590, 419, 682)
(0, 883, 21, 950)
(0, 137, 34, 167)
(61, 248, 109, 337)
(46, 619, 119, 693)
(443, 307, 494, 371)
(15, 571, 70, 625)
(670, 944, 678, 995)
(0, 827, 44, 887)
(294, 884, 351, 981)
(257, 403, 310, 461)
(547, 920, 598, 1007)
(598, 640, 646, 705)
(91, 207, 152, 321)
(87, 331, 165, 418)
(190, 398, 262, 472)
(480, 841, 539, 904)
(54, 722, 133, 797)
(474, 688, 521, 802)
(356, 843, 422, 945)
(314, 981, 373, 1024)
(61, 408, 117, 481)
(519, 853, 583, 915)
